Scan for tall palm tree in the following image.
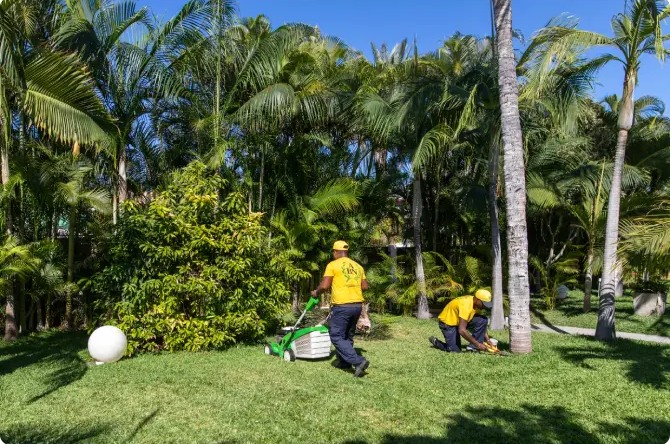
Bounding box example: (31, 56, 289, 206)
(41, 156, 111, 329)
(0, 0, 112, 340)
(528, 0, 670, 340)
(493, 0, 532, 354)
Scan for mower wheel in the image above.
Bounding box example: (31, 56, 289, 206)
(264, 344, 272, 355)
(283, 349, 296, 362)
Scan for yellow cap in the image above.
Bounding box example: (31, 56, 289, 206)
(475, 289, 493, 308)
(332, 240, 349, 251)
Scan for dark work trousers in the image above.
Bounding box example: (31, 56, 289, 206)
(329, 303, 365, 366)
(434, 315, 488, 353)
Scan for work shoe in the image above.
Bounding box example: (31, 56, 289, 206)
(466, 344, 478, 352)
(354, 359, 369, 378)
(429, 336, 440, 349)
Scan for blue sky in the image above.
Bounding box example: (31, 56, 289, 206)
(145, 0, 669, 113)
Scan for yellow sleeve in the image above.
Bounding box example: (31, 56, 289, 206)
(361, 267, 366, 280)
(324, 262, 335, 277)
(458, 298, 473, 321)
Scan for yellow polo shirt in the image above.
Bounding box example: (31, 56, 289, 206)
(324, 257, 366, 305)
(438, 295, 479, 326)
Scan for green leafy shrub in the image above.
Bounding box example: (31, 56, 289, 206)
(630, 279, 669, 294)
(91, 162, 307, 355)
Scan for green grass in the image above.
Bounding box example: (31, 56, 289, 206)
(1, 317, 669, 444)
(530, 291, 670, 336)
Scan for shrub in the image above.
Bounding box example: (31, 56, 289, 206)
(91, 162, 307, 354)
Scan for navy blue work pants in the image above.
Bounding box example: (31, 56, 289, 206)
(329, 303, 365, 366)
(434, 315, 488, 353)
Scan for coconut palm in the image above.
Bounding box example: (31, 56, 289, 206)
(528, 0, 670, 340)
(492, 0, 532, 354)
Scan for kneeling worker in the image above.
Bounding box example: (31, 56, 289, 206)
(312, 241, 370, 377)
(429, 289, 494, 353)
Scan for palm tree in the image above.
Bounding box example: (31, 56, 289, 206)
(1, 236, 39, 340)
(492, 0, 532, 354)
(271, 179, 360, 311)
(42, 157, 111, 329)
(0, 0, 112, 338)
(529, 0, 670, 340)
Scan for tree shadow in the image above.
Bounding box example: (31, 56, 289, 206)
(554, 337, 670, 388)
(125, 409, 160, 443)
(1, 422, 110, 444)
(530, 307, 572, 333)
(0, 331, 89, 401)
(342, 404, 670, 444)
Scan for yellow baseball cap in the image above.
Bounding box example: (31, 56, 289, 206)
(475, 289, 493, 308)
(332, 240, 349, 251)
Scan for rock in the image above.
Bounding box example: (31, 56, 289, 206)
(558, 285, 569, 300)
(633, 292, 667, 317)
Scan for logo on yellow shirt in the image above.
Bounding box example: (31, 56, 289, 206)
(341, 261, 361, 283)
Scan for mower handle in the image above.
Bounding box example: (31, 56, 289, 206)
(305, 296, 320, 312)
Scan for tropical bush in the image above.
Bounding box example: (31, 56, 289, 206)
(91, 162, 308, 354)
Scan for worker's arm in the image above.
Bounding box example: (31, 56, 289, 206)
(458, 318, 487, 351)
(311, 276, 333, 297)
(361, 279, 369, 291)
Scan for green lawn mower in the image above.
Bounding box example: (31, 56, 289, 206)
(264, 297, 332, 362)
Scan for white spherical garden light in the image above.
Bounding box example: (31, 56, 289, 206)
(88, 325, 127, 364)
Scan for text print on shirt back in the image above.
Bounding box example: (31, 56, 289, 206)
(341, 261, 361, 284)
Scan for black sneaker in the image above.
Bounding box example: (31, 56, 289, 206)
(429, 336, 440, 348)
(354, 359, 369, 378)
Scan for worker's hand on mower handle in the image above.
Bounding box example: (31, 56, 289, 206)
(310, 290, 318, 298)
(305, 296, 320, 311)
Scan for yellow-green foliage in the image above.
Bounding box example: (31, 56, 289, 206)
(91, 162, 308, 354)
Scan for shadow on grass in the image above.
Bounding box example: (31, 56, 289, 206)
(1, 423, 110, 444)
(343, 405, 670, 444)
(0, 331, 89, 401)
(555, 337, 670, 388)
(125, 409, 160, 443)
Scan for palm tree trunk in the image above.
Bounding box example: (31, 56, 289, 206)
(494, 0, 532, 354)
(413, 173, 429, 319)
(583, 246, 594, 312)
(292, 283, 300, 314)
(52, 210, 59, 239)
(36, 298, 44, 331)
(433, 167, 441, 252)
(596, 71, 635, 341)
(2, 124, 16, 340)
(3, 285, 17, 341)
(18, 279, 26, 334)
(112, 193, 118, 225)
(615, 262, 624, 297)
(45, 294, 52, 329)
(1, 142, 9, 236)
(258, 149, 264, 212)
(488, 142, 505, 331)
(118, 148, 128, 204)
(65, 205, 77, 330)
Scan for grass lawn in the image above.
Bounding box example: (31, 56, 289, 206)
(1, 316, 669, 444)
(530, 291, 670, 337)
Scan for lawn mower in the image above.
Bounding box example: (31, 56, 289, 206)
(264, 296, 332, 362)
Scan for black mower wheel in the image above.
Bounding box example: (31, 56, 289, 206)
(283, 349, 296, 362)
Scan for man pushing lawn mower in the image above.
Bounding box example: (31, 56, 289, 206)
(311, 240, 370, 378)
(429, 289, 498, 353)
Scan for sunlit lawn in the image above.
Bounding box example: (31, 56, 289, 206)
(531, 291, 670, 336)
(1, 316, 669, 444)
